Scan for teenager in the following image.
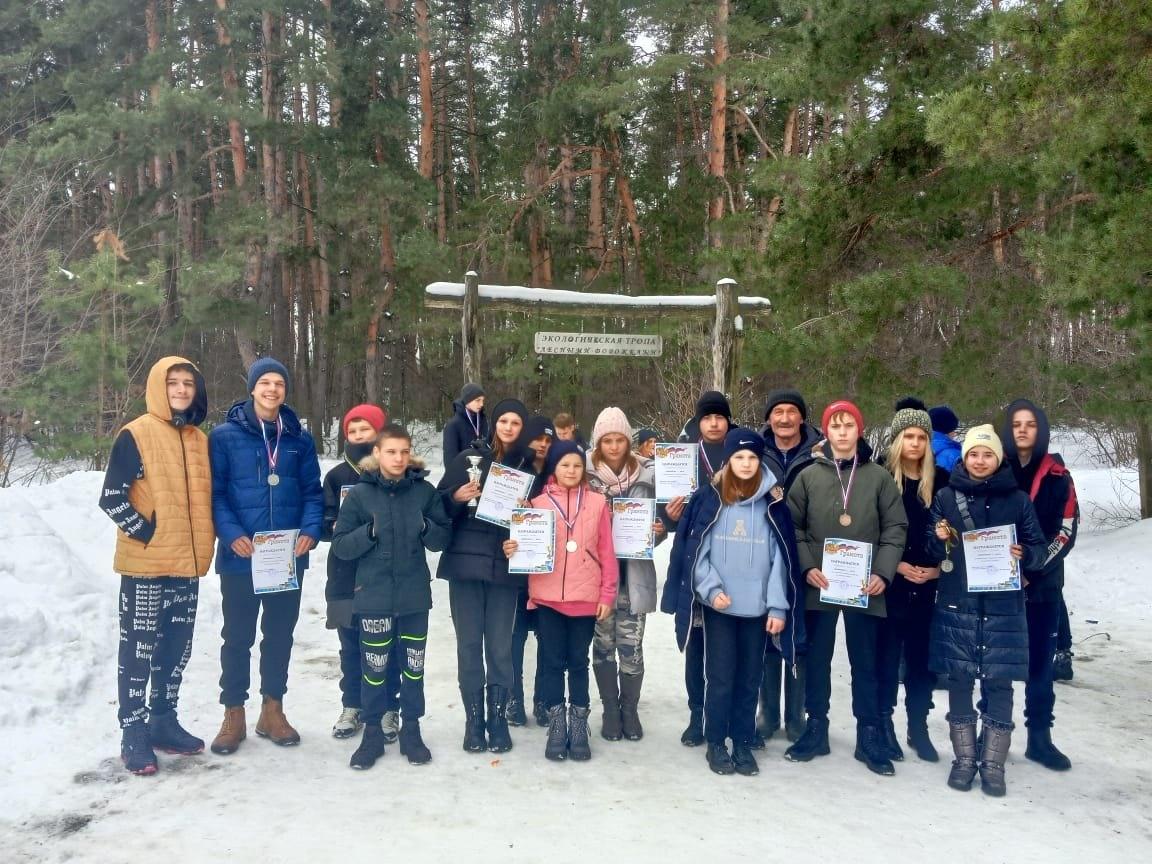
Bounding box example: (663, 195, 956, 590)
(784, 400, 907, 776)
(756, 388, 822, 745)
(635, 428, 658, 460)
(928, 425, 1047, 796)
(1001, 399, 1079, 771)
(437, 398, 536, 754)
(99, 357, 216, 775)
(321, 404, 403, 742)
(552, 412, 588, 450)
(669, 428, 804, 776)
(877, 398, 949, 762)
(332, 424, 452, 768)
(209, 358, 324, 755)
(443, 383, 488, 467)
(504, 440, 617, 760)
(929, 405, 962, 474)
(661, 390, 732, 747)
(512, 414, 554, 726)
(586, 407, 666, 741)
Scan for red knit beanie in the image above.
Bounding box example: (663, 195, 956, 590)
(343, 404, 387, 435)
(821, 400, 864, 433)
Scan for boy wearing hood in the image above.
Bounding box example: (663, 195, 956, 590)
(443, 383, 488, 467)
(1001, 399, 1079, 772)
(332, 424, 453, 769)
(99, 356, 217, 775)
(208, 358, 324, 755)
(322, 404, 396, 741)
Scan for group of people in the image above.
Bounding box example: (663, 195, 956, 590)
(100, 360, 1079, 799)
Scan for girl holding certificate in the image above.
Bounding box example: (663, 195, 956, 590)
(586, 407, 666, 742)
(928, 424, 1047, 797)
(437, 398, 537, 755)
(667, 428, 805, 777)
(784, 400, 908, 776)
(877, 398, 951, 763)
(503, 441, 618, 761)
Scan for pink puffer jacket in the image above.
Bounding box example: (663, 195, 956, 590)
(528, 482, 618, 617)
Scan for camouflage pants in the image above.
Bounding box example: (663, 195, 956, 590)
(593, 584, 646, 676)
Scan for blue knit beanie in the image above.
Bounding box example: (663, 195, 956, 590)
(544, 440, 585, 479)
(721, 427, 766, 463)
(247, 357, 291, 394)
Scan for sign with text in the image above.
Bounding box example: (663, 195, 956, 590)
(533, 332, 663, 357)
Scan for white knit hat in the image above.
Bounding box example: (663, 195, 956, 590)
(962, 424, 1004, 464)
(591, 407, 633, 449)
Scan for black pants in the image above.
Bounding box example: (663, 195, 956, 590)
(359, 611, 429, 725)
(1056, 594, 1072, 652)
(702, 607, 767, 746)
(876, 594, 937, 721)
(535, 605, 596, 709)
(219, 571, 304, 706)
(685, 617, 705, 711)
(805, 608, 881, 725)
(949, 677, 1013, 725)
(448, 579, 519, 694)
(338, 619, 401, 711)
(117, 577, 199, 728)
(1025, 599, 1060, 729)
(511, 590, 540, 704)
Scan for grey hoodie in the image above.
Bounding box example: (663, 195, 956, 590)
(692, 467, 789, 620)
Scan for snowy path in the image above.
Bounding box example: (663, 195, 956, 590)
(1, 470, 1149, 863)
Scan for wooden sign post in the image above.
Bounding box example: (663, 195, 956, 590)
(425, 277, 771, 409)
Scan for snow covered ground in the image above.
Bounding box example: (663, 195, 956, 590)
(0, 460, 1148, 863)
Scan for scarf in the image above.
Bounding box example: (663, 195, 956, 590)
(590, 456, 643, 498)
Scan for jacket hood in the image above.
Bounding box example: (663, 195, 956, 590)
(145, 355, 207, 427)
(359, 454, 429, 487)
(453, 399, 487, 419)
(226, 398, 304, 437)
(1001, 398, 1051, 461)
(948, 460, 1019, 497)
(814, 435, 874, 465)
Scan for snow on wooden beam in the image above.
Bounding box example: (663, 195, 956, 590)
(424, 281, 772, 318)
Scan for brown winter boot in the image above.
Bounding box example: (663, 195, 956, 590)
(255, 697, 301, 746)
(210, 705, 247, 755)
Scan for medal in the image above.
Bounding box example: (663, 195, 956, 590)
(834, 455, 857, 530)
(261, 414, 284, 489)
(941, 523, 959, 574)
(940, 559, 954, 573)
(546, 486, 584, 559)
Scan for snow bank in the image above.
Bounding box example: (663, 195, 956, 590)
(426, 281, 772, 309)
(0, 465, 1149, 862)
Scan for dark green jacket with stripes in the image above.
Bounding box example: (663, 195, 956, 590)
(331, 458, 452, 616)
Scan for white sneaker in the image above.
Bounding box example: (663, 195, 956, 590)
(332, 707, 363, 739)
(381, 710, 400, 744)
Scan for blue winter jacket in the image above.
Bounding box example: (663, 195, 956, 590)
(209, 399, 324, 577)
(932, 431, 962, 474)
(662, 472, 807, 664)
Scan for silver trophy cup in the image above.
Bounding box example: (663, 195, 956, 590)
(466, 455, 483, 509)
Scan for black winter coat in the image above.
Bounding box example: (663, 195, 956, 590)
(759, 422, 823, 493)
(1001, 399, 1079, 602)
(926, 462, 1047, 681)
(435, 445, 537, 587)
(884, 468, 950, 619)
(331, 460, 452, 616)
(320, 456, 362, 602)
(442, 401, 489, 467)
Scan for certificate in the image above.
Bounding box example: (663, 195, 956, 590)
(962, 524, 1021, 592)
(819, 537, 872, 609)
(508, 508, 556, 574)
(654, 443, 698, 502)
(251, 529, 300, 595)
(475, 462, 536, 528)
(611, 498, 656, 560)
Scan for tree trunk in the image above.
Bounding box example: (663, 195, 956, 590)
(707, 0, 729, 248)
(461, 0, 482, 198)
(415, 0, 435, 180)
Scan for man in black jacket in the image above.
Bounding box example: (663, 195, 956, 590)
(1002, 399, 1079, 771)
(756, 388, 822, 744)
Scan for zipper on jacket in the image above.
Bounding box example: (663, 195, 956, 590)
(683, 494, 723, 642)
(765, 502, 799, 677)
(177, 425, 199, 576)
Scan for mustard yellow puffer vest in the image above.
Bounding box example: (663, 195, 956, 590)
(113, 358, 216, 577)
